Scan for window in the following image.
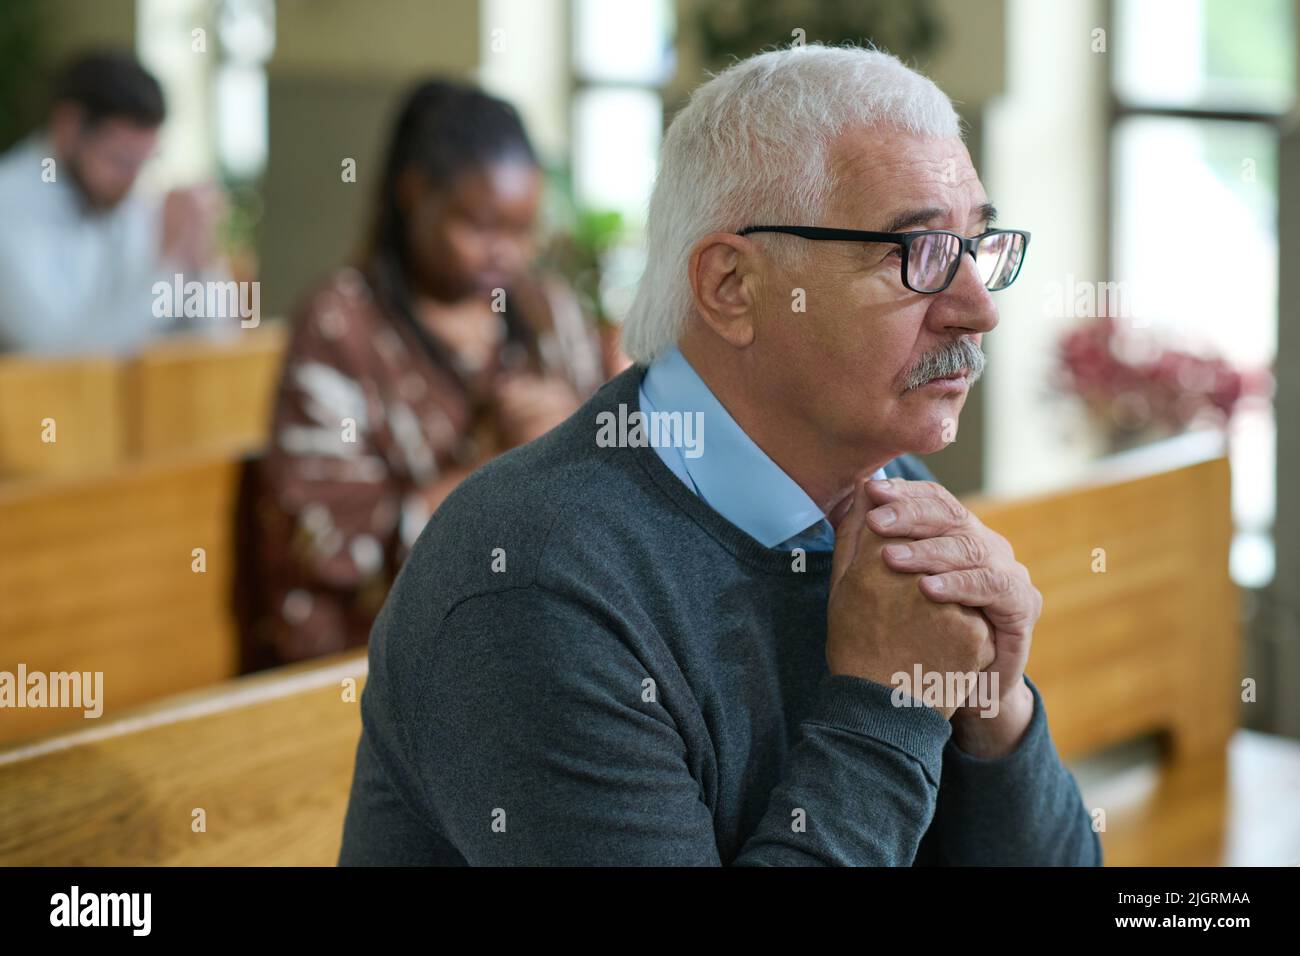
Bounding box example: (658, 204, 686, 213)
(1109, 0, 1295, 587)
(570, 0, 674, 226)
(567, 0, 674, 321)
(136, 0, 275, 185)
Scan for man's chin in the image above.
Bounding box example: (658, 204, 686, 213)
(75, 185, 127, 212)
(896, 398, 966, 454)
(894, 432, 948, 457)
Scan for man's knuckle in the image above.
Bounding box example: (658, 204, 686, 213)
(981, 566, 1009, 593)
(941, 497, 967, 524)
(960, 534, 988, 566)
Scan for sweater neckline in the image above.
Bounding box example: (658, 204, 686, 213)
(599, 363, 836, 577)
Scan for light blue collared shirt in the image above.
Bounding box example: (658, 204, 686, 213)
(639, 346, 886, 553)
(0, 134, 232, 354)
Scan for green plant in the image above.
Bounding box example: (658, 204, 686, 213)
(219, 180, 263, 256)
(0, 0, 50, 151)
(536, 162, 626, 327)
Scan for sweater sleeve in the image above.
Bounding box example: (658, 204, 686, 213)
(894, 457, 1102, 865)
(402, 584, 954, 866)
(914, 675, 1103, 865)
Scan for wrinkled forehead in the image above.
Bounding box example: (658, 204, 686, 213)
(826, 127, 987, 229)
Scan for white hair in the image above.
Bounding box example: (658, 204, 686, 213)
(620, 43, 964, 364)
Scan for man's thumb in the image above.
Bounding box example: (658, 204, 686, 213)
(830, 479, 869, 589)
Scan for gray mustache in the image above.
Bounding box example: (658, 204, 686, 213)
(903, 337, 985, 391)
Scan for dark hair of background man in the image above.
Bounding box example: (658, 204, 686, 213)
(50, 49, 165, 129)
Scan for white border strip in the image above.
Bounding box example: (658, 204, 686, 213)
(0, 657, 369, 767)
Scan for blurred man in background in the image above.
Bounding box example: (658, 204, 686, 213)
(0, 50, 226, 354)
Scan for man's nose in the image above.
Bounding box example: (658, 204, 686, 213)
(928, 253, 999, 335)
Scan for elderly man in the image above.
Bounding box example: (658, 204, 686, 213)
(340, 45, 1101, 866)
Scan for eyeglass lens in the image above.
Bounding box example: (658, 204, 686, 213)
(907, 231, 1025, 292)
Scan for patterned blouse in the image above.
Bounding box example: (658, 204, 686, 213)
(248, 265, 604, 665)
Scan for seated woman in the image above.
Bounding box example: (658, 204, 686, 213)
(248, 79, 606, 666)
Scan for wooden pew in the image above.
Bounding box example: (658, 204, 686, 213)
(0, 323, 284, 482)
(0, 353, 125, 479)
(124, 323, 286, 459)
(966, 432, 1239, 766)
(0, 651, 366, 866)
(0, 439, 1238, 865)
(0, 450, 245, 744)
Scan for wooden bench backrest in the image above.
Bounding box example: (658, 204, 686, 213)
(0, 652, 366, 865)
(0, 324, 285, 480)
(124, 325, 285, 459)
(967, 447, 1237, 762)
(0, 451, 246, 743)
(0, 354, 125, 479)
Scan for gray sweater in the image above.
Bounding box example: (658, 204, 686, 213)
(339, 364, 1103, 866)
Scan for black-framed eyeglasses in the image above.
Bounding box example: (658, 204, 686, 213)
(735, 225, 1031, 294)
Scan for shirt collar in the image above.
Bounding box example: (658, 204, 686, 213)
(641, 345, 857, 549)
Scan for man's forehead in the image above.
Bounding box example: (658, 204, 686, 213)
(832, 126, 970, 171)
(829, 129, 988, 227)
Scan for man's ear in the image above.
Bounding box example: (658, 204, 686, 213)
(689, 233, 759, 349)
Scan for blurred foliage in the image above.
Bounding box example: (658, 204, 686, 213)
(692, 0, 944, 72)
(536, 162, 625, 327)
(0, 0, 50, 151)
(219, 181, 264, 276)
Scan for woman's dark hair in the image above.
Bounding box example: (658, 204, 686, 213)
(366, 79, 537, 296)
(364, 78, 539, 377)
(51, 51, 166, 128)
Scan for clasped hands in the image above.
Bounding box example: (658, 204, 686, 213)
(827, 476, 1041, 758)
